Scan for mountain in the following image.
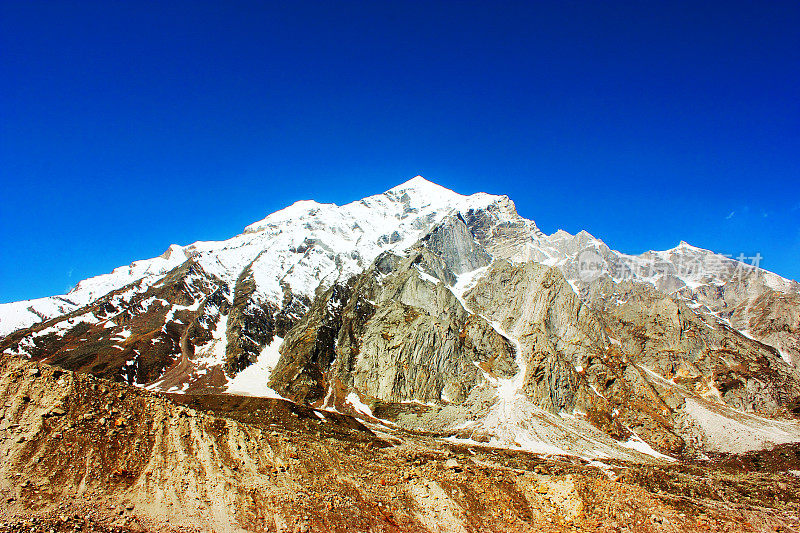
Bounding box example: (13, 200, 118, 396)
(3, 176, 800, 531)
(1, 176, 799, 463)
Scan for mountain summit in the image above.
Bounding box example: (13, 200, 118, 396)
(1, 176, 799, 462)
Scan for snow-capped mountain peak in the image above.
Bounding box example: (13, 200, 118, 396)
(1, 176, 796, 341)
(386, 174, 466, 200)
(0, 177, 506, 336)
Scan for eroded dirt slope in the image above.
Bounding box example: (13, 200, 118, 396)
(1, 355, 800, 533)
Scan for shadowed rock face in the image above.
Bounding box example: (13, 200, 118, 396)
(422, 214, 492, 275)
(0, 253, 311, 392)
(269, 281, 354, 403)
(224, 258, 310, 376)
(0, 260, 228, 385)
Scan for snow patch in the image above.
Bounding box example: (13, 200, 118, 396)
(346, 392, 375, 418)
(193, 315, 229, 367)
(225, 337, 284, 398)
(415, 266, 441, 285)
(619, 430, 675, 461)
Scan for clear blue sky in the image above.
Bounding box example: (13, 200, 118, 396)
(1, 1, 798, 303)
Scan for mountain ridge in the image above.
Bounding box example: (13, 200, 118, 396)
(1, 175, 799, 464)
(3, 176, 794, 336)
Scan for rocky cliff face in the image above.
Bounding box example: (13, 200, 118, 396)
(272, 216, 517, 408)
(268, 209, 800, 459)
(1, 176, 799, 463)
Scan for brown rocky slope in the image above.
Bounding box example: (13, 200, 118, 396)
(2, 355, 800, 533)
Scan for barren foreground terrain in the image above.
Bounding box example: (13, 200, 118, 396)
(1, 355, 799, 533)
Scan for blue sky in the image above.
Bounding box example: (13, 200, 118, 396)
(1, 1, 798, 303)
